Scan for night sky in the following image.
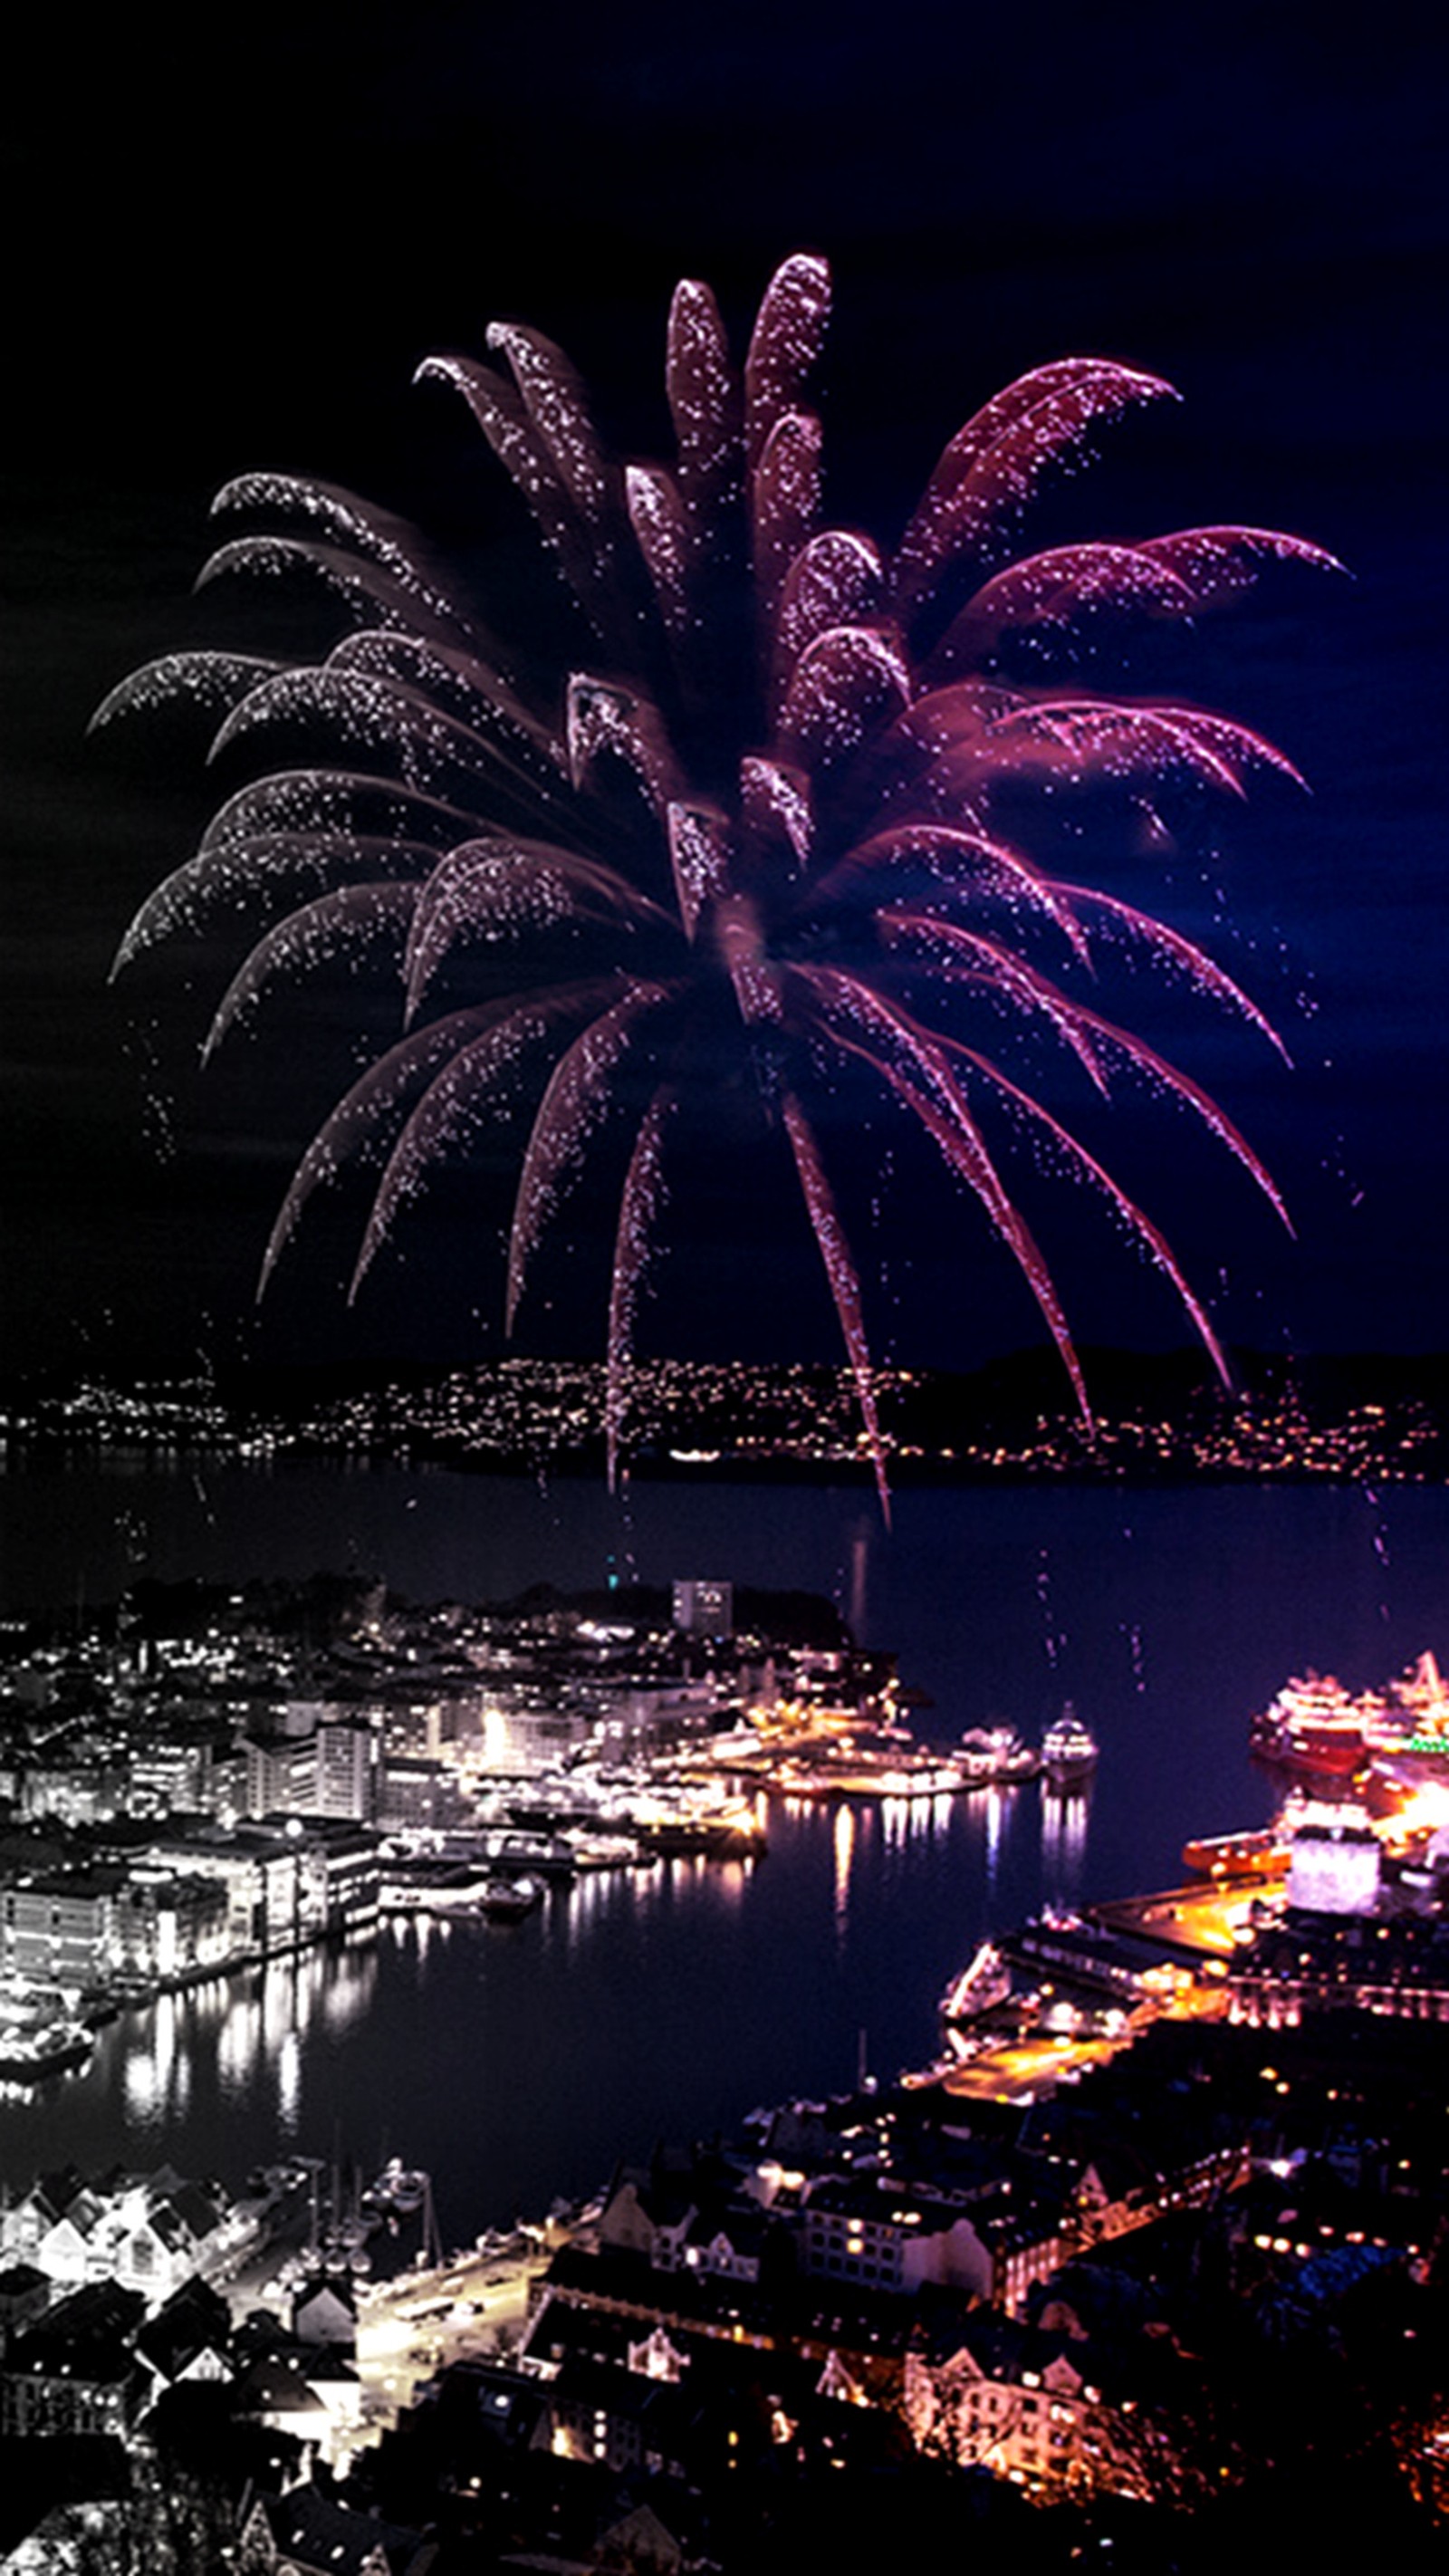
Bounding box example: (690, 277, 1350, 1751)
(5, 5, 1446, 1389)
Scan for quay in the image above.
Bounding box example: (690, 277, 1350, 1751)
(929, 1867, 1284, 2106)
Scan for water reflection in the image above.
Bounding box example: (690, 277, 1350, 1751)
(981, 1784, 1008, 1894)
(847, 1524, 870, 1639)
(0, 1761, 1224, 2227)
(217, 1985, 260, 2104)
(878, 1795, 910, 1854)
(832, 1802, 855, 1938)
(122, 1990, 186, 2126)
(1041, 1786, 1090, 1909)
(106, 1938, 383, 2143)
(277, 2029, 301, 2134)
(824, 1776, 1040, 1947)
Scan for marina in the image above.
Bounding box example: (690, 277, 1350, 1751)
(0, 1469, 1444, 2244)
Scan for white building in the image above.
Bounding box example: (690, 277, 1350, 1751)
(1288, 1816, 1382, 1915)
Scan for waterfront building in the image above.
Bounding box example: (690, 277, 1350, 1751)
(141, 1827, 268, 1955)
(1286, 1815, 1382, 1915)
(0, 1869, 120, 1985)
(142, 1820, 379, 1958)
(110, 1868, 233, 1983)
(311, 1828, 382, 1937)
(2, 2165, 244, 2302)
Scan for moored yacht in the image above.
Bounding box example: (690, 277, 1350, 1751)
(957, 1725, 1040, 1785)
(1041, 1706, 1099, 1786)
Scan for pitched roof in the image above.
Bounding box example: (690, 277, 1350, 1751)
(256, 2482, 431, 2576)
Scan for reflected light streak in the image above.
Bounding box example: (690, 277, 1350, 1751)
(880, 1794, 912, 1850)
(833, 1801, 856, 1939)
(848, 1529, 870, 1641)
(218, 1993, 262, 2101)
(277, 2029, 301, 2133)
(1041, 1786, 1090, 1904)
(714, 1860, 749, 1909)
(984, 1785, 1006, 1893)
(321, 1949, 378, 2038)
(122, 2033, 158, 2125)
(121, 1992, 187, 2127)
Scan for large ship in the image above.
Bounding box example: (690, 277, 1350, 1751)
(1249, 1670, 1369, 1776)
(1251, 1653, 1449, 1783)
(1365, 1648, 1449, 1752)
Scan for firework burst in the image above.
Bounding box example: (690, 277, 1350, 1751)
(99, 256, 1339, 1510)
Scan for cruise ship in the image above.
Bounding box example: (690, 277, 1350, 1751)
(1250, 1652, 1449, 1783)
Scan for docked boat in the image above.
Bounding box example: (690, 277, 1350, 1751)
(1182, 1827, 1291, 1880)
(368, 2158, 430, 2216)
(0, 2017, 93, 2081)
(957, 1726, 1040, 1785)
(477, 1876, 543, 1922)
(1364, 1648, 1449, 1753)
(941, 1939, 1013, 2023)
(1250, 1671, 1368, 1777)
(476, 1828, 578, 1880)
(1041, 1707, 1099, 1786)
(1250, 1653, 1449, 1789)
(562, 1827, 652, 1871)
(379, 1861, 498, 1915)
(0, 1981, 93, 2082)
(315, 2224, 373, 2276)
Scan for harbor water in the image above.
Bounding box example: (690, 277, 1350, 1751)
(0, 1462, 1443, 2244)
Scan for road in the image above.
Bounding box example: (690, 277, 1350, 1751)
(352, 2239, 551, 2435)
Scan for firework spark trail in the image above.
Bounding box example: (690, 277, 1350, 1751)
(101, 257, 1341, 1498)
(606, 1085, 677, 1492)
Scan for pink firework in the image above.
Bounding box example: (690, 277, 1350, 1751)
(99, 257, 1339, 1511)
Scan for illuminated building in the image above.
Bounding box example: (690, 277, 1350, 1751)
(671, 1580, 734, 1640)
(1286, 1817, 1382, 1915)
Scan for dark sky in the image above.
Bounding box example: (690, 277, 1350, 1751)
(5, 4, 1447, 1386)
